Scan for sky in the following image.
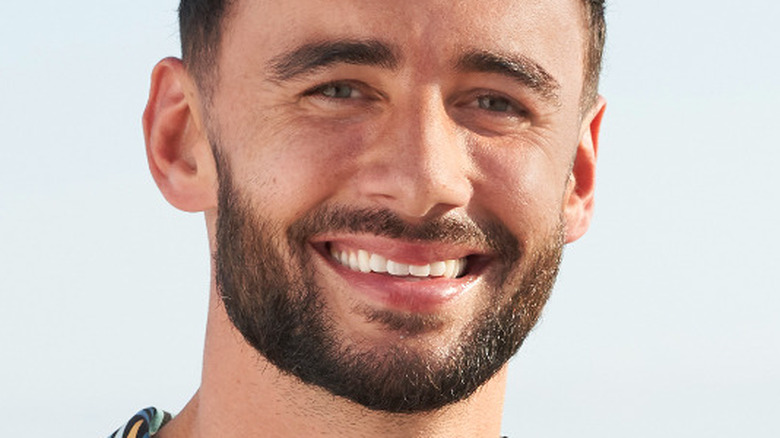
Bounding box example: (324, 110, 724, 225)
(1, 1, 778, 436)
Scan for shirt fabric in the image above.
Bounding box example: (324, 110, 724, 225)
(109, 407, 172, 438)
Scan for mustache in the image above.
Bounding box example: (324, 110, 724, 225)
(286, 205, 522, 263)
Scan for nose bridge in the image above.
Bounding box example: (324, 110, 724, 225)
(356, 88, 473, 220)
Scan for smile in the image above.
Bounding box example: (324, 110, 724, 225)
(310, 236, 490, 312)
(329, 246, 468, 279)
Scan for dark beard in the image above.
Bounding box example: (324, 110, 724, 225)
(214, 151, 564, 414)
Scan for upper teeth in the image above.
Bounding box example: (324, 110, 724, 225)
(330, 247, 467, 279)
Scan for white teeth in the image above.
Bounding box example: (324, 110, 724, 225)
(444, 259, 457, 278)
(387, 260, 410, 276)
(369, 253, 388, 273)
(348, 252, 359, 271)
(444, 259, 467, 278)
(330, 246, 468, 279)
(409, 264, 431, 277)
(357, 250, 371, 273)
(429, 261, 447, 277)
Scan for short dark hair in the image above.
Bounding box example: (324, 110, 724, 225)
(581, 0, 606, 106)
(178, 0, 234, 98)
(179, 0, 606, 105)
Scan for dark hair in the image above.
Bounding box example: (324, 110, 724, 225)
(178, 0, 233, 97)
(179, 0, 606, 105)
(581, 0, 606, 106)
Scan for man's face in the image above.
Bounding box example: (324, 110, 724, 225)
(205, 0, 590, 413)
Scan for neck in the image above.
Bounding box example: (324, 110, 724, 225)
(159, 288, 508, 438)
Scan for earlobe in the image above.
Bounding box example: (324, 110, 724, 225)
(563, 96, 606, 243)
(143, 57, 217, 212)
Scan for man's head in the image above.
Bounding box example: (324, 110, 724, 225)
(144, 0, 606, 415)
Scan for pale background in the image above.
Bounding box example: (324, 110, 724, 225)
(1, 1, 778, 436)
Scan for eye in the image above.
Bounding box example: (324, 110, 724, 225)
(453, 90, 528, 118)
(477, 95, 512, 112)
(304, 81, 364, 99)
(320, 83, 354, 98)
(450, 90, 532, 134)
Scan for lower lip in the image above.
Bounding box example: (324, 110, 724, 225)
(312, 245, 479, 313)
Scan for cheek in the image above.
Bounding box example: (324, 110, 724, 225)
(471, 142, 569, 240)
(230, 117, 370, 221)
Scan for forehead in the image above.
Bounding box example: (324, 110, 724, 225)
(219, 0, 586, 96)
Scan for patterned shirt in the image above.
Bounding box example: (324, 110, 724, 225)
(109, 407, 172, 438)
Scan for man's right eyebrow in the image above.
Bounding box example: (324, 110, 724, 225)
(267, 40, 400, 82)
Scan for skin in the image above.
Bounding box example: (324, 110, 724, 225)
(142, 0, 606, 436)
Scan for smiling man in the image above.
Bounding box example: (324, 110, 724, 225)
(112, 0, 606, 436)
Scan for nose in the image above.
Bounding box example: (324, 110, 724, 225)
(354, 91, 473, 222)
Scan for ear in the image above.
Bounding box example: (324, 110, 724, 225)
(143, 57, 218, 212)
(563, 96, 606, 243)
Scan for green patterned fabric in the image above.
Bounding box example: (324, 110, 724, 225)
(108, 407, 171, 438)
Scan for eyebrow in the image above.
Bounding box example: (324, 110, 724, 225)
(268, 39, 400, 81)
(456, 50, 561, 104)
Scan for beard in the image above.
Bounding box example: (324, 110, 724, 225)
(213, 151, 564, 414)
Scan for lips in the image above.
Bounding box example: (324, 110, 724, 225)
(310, 235, 489, 313)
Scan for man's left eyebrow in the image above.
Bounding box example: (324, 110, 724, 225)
(268, 39, 400, 81)
(455, 50, 561, 104)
